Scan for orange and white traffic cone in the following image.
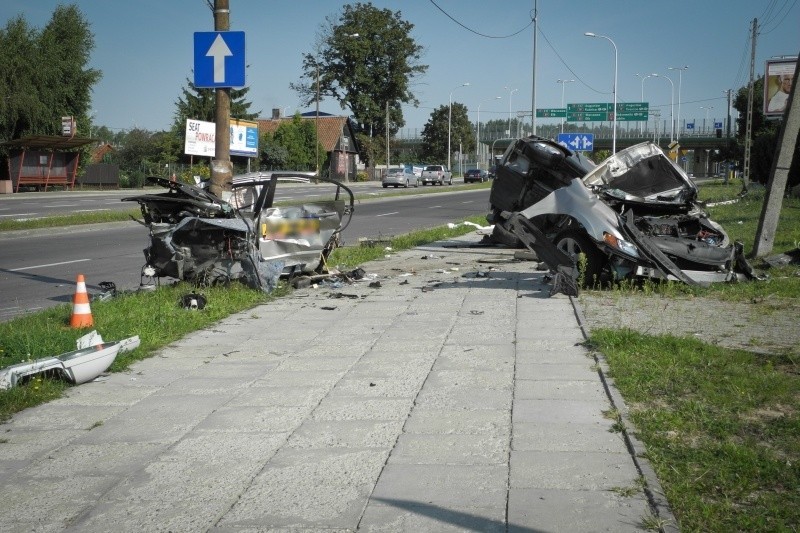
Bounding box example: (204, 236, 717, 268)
(70, 274, 94, 328)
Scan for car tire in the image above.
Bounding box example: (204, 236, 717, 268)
(404, 180, 409, 188)
(382, 184, 388, 188)
(554, 229, 605, 287)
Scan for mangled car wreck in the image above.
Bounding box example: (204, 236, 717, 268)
(123, 173, 354, 291)
(488, 136, 755, 292)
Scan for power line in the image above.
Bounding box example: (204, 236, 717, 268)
(538, 27, 607, 95)
(760, 0, 798, 34)
(427, 0, 532, 39)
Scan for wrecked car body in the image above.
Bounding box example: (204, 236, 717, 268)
(123, 173, 354, 291)
(488, 137, 754, 288)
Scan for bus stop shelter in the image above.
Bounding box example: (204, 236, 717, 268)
(2, 135, 95, 193)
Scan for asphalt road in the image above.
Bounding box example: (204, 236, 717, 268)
(0, 185, 490, 321)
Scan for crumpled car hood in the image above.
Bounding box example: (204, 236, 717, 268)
(583, 142, 698, 209)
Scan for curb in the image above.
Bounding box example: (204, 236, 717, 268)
(570, 295, 681, 533)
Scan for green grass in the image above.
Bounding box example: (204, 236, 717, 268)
(587, 329, 800, 531)
(0, 208, 142, 232)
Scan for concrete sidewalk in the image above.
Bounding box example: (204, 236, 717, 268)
(0, 234, 676, 532)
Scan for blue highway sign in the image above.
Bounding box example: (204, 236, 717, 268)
(557, 133, 594, 152)
(194, 31, 246, 88)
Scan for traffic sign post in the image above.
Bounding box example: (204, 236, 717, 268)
(557, 133, 594, 152)
(194, 31, 246, 88)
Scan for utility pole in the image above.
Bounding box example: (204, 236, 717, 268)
(752, 53, 800, 257)
(210, 0, 232, 198)
(743, 18, 757, 193)
(386, 101, 390, 170)
(531, 0, 538, 136)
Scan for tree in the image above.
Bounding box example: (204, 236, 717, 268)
(0, 5, 100, 161)
(421, 103, 475, 164)
(291, 2, 427, 143)
(259, 115, 324, 171)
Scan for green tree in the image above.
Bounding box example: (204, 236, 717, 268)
(259, 115, 324, 171)
(291, 2, 427, 142)
(421, 103, 475, 164)
(172, 78, 259, 132)
(0, 5, 100, 158)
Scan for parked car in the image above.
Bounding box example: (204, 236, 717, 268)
(382, 168, 419, 188)
(421, 165, 452, 186)
(487, 136, 755, 288)
(488, 165, 497, 179)
(464, 169, 489, 183)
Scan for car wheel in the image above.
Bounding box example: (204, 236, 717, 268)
(554, 229, 605, 287)
(382, 184, 388, 188)
(404, 180, 409, 188)
(449, 178, 453, 185)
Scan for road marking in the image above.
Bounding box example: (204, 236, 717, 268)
(9, 258, 92, 272)
(0, 212, 38, 217)
(461, 200, 473, 204)
(428, 205, 442, 209)
(47, 204, 79, 208)
(74, 209, 110, 213)
(376, 211, 399, 217)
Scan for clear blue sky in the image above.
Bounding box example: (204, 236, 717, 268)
(3, 1, 798, 135)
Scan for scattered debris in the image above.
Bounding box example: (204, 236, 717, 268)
(763, 248, 800, 268)
(368, 281, 382, 288)
(179, 293, 207, 310)
(320, 306, 337, 311)
(0, 331, 140, 389)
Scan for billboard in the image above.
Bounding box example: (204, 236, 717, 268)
(764, 58, 797, 117)
(184, 118, 259, 158)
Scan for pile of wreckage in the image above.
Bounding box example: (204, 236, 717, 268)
(122, 173, 355, 292)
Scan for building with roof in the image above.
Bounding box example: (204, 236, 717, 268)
(257, 110, 361, 182)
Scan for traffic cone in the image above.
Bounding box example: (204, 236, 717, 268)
(70, 274, 94, 328)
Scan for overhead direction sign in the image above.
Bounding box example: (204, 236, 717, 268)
(567, 102, 649, 122)
(536, 108, 566, 118)
(557, 133, 594, 152)
(194, 31, 246, 88)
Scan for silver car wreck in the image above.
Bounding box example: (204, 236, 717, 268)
(122, 173, 354, 291)
(487, 136, 755, 293)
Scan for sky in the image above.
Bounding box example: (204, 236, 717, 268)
(3, 0, 798, 136)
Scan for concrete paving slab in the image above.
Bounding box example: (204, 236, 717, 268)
(388, 433, 507, 465)
(508, 488, 649, 532)
(403, 408, 510, 436)
(370, 464, 507, 509)
(286, 419, 405, 449)
(358, 500, 507, 532)
(513, 421, 627, 453)
(510, 450, 640, 490)
(515, 378, 607, 402)
(513, 398, 611, 426)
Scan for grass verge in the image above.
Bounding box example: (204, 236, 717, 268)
(0, 214, 487, 421)
(587, 329, 799, 531)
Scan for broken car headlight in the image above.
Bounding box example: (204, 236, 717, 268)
(603, 232, 640, 258)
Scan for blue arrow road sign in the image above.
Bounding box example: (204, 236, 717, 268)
(194, 31, 246, 88)
(557, 133, 594, 152)
(714, 121, 723, 129)
(686, 122, 695, 130)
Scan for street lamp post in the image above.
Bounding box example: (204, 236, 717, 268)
(635, 73, 653, 135)
(652, 73, 675, 142)
(668, 66, 688, 141)
(700, 105, 714, 133)
(448, 82, 470, 171)
(504, 86, 518, 136)
(477, 96, 501, 169)
(584, 32, 618, 153)
(556, 79, 574, 133)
